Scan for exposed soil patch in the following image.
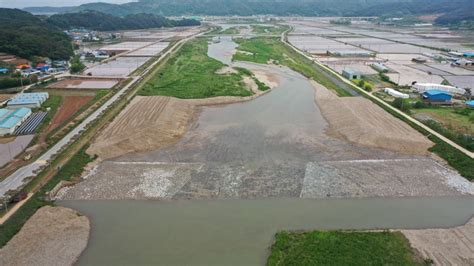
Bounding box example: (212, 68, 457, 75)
(215, 66, 238, 75)
(47, 96, 94, 132)
(311, 80, 433, 156)
(88, 96, 193, 161)
(402, 217, 474, 265)
(0, 206, 90, 266)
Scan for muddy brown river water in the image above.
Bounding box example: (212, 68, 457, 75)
(59, 36, 474, 265)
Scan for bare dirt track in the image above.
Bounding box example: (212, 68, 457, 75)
(0, 206, 90, 266)
(402, 217, 474, 265)
(311, 80, 433, 156)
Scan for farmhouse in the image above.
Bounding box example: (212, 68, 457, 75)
(412, 83, 466, 96)
(342, 68, 361, 80)
(422, 90, 452, 104)
(0, 107, 32, 136)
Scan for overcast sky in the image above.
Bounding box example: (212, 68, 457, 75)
(0, 0, 136, 8)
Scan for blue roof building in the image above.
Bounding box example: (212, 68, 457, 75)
(466, 100, 474, 108)
(422, 90, 452, 103)
(0, 107, 32, 135)
(0, 68, 9, 74)
(463, 52, 474, 58)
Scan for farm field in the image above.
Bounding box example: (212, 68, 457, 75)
(47, 96, 94, 132)
(84, 57, 151, 77)
(47, 79, 119, 89)
(412, 108, 474, 136)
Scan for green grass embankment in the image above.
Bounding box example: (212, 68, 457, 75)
(232, 37, 355, 97)
(139, 38, 252, 98)
(267, 231, 427, 266)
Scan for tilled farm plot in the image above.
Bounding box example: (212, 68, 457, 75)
(88, 96, 195, 160)
(47, 96, 94, 131)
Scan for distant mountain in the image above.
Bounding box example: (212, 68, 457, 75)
(22, 6, 75, 15)
(23, 0, 473, 25)
(0, 8, 73, 60)
(46, 11, 200, 31)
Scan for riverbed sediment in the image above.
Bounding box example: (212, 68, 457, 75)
(0, 206, 90, 266)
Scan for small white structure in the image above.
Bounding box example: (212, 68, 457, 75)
(384, 88, 409, 99)
(372, 63, 389, 72)
(7, 92, 49, 109)
(412, 83, 465, 96)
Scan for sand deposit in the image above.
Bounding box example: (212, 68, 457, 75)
(0, 206, 90, 266)
(311, 80, 433, 155)
(402, 218, 474, 265)
(88, 96, 195, 160)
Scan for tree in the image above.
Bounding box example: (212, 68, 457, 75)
(392, 98, 411, 112)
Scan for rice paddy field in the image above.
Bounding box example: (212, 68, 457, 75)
(286, 19, 474, 88)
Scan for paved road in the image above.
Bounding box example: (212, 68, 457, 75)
(0, 32, 202, 198)
(281, 30, 474, 160)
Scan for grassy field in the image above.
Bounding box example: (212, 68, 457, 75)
(233, 37, 354, 97)
(413, 107, 473, 136)
(139, 38, 252, 98)
(267, 231, 426, 266)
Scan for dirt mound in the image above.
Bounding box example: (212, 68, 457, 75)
(311, 81, 432, 155)
(402, 218, 474, 265)
(0, 206, 90, 266)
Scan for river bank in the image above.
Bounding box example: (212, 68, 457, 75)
(0, 206, 90, 265)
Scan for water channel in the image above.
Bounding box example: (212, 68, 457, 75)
(60, 36, 474, 265)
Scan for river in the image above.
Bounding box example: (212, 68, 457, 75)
(58, 35, 474, 265)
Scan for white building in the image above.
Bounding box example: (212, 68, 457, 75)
(7, 92, 49, 109)
(412, 83, 466, 96)
(384, 88, 409, 99)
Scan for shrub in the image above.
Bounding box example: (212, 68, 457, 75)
(357, 79, 365, 87)
(364, 83, 373, 92)
(392, 98, 411, 112)
(413, 101, 426, 109)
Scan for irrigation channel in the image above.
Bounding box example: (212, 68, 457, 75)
(59, 36, 474, 265)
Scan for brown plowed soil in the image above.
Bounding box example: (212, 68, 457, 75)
(0, 206, 90, 266)
(402, 218, 474, 265)
(88, 96, 195, 160)
(47, 96, 94, 132)
(311, 80, 433, 155)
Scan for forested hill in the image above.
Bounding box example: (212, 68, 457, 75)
(46, 11, 201, 31)
(25, 0, 473, 26)
(0, 8, 73, 60)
